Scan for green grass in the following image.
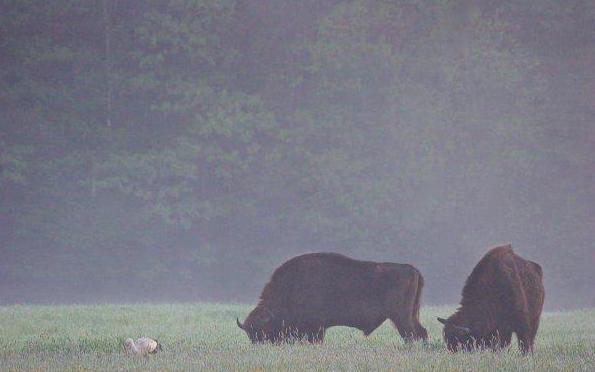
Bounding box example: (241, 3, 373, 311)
(0, 304, 593, 371)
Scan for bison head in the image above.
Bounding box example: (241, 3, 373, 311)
(236, 306, 277, 343)
(437, 317, 474, 352)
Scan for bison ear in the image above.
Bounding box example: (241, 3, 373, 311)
(453, 325, 471, 333)
(236, 318, 244, 330)
(437, 317, 448, 325)
(255, 315, 271, 328)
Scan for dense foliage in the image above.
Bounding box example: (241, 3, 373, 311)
(1, 0, 594, 307)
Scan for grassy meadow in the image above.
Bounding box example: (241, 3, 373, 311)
(0, 303, 593, 371)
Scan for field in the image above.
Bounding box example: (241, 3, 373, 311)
(0, 304, 593, 371)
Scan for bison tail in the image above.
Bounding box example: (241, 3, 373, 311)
(413, 271, 428, 341)
(413, 271, 424, 321)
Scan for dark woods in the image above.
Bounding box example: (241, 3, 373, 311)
(1, 1, 594, 308)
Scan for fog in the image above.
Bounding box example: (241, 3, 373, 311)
(1, 1, 594, 309)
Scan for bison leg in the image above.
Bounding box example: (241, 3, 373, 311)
(480, 330, 511, 351)
(386, 267, 427, 342)
(414, 323, 428, 342)
(387, 301, 424, 341)
(514, 317, 536, 354)
(390, 313, 417, 342)
(515, 323, 536, 354)
(391, 313, 427, 341)
(516, 329, 535, 354)
(522, 314, 541, 353)
(517, 337, 533, 354)
(496, 329, 512, 350)
(302, 327, 325, 344)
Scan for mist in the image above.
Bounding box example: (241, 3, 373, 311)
(1, 1, 593, 310)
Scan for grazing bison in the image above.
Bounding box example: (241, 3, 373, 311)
(437, 244, 544, 353)
(237, 252, 427, 343)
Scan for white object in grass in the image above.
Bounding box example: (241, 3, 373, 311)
(124, 337, 162, 355)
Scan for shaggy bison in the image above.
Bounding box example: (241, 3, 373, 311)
(237, 252, 427, 343)
(437, 244, 544, 353)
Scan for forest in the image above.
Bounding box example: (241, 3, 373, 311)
(1, 0, 594, 308)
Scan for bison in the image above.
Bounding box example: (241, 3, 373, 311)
(437, 244, 544, 353)
(236, 252, 427, 343)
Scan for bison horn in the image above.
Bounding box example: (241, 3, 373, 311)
(437, 317, 471, 333)
(236, 318, 244, 330)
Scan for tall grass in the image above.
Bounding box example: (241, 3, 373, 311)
(0, 304, 593, 371)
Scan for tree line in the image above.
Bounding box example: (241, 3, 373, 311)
(1, 1, 594, 308)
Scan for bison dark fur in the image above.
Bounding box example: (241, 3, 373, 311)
(438, 244, 544, 353)
(237, 252, 427, 344)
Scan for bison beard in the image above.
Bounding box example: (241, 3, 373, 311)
(438, 244, 544, 354)
(237, 252, 428, 344)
